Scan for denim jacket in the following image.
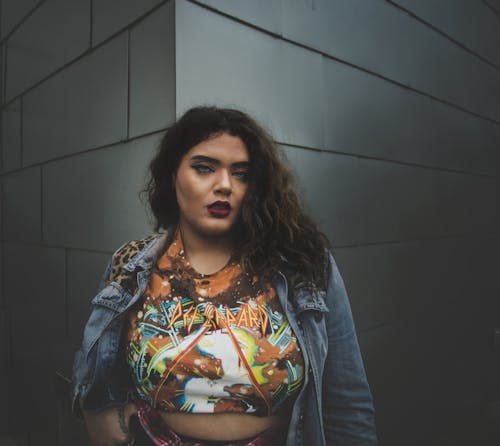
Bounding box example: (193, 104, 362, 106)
(71, 232, 377, 445)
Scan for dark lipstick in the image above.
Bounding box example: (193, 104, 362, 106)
(207, 201, 231, 218)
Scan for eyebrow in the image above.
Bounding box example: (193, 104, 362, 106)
(190, 155, 250, 168)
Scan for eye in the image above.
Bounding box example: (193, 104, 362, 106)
(233, 170, 249, 182)
(192, 164, 213, 174)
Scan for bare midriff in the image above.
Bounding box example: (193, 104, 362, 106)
(160, 412, 289, 441)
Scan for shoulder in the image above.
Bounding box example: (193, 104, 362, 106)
(113, 234, 159, 265)
(109, 234, 160, 282)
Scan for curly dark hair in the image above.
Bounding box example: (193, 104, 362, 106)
(143, 106, 330, 289)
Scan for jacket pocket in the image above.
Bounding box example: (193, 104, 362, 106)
(293, 287, 329, 374)
(91, 282, 129, 311)
(81, 283, 130, 358)
(294, 287, 329, 317)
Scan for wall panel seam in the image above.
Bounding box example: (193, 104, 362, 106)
(1, 0, 171, 108)
(2, 42, 5, 105)
(20, 97, 23, 167)
(0, 0, 45, 45)
(185, 0, 500, 128)
(282, 143, 500, 180)
(333, 234, 500, 250)
(89, 0, 94, 49)
(5, 234, 496, 254)
(126, 30, 131, 139)
(91, 0, 171, 49)
(1, 132, 499, 181)
(8, 129, 164, 171)
(63, 248, 69, 337)
(173, 0, 177, 116)
(7, 307, 12, 367)
(0, 180, 3, 243)
(481, 0, 500, 18)
(3, 239, 113, 256)
(386, 0, 500, 72)
(67, 247, 114, 256)
(40, 165, 44, 242)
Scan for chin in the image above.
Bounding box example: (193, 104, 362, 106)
(197, 220, 236, 238)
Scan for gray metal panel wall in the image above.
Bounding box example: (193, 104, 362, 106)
(393, 0, 500, 66)
(0, 0, 42, 39)
(0, 0, 499, 444)
(176, 1, 500, 445)
(195, 0, 500, 122)
(92, 0, 165, 45)
(4, 0, 90, 102)
(0, 0, 175, 442)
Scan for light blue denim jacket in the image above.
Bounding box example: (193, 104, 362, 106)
(71, 232, 377, 445)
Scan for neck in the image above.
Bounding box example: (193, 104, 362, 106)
(178, 221, 235, 275)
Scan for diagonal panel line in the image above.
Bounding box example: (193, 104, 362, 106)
(218, 312, 272, 416)
(152, 326, 208, 407)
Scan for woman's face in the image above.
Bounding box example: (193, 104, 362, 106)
(174, 132, 250, 239)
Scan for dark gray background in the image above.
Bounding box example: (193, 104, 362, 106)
(1, 0, 500, 445)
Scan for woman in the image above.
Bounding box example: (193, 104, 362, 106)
(71, 106, 377, 446)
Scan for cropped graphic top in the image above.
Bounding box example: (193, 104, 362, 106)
(125, 230, 304, 416)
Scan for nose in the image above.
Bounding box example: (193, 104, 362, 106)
(214, 169, 232, 196)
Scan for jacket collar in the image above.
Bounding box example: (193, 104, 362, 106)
(122, 228, 328, 311)
(123, 228, 174, 272)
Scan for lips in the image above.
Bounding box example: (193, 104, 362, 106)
(207, 201, 231, 218)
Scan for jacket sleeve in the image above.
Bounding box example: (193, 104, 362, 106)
(322, 252, 378, 445)
(70, 250, 134, 418)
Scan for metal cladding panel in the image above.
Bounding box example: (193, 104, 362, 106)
(0, 240, 2, 304)
(176, 0, 324, 149)
(394, 0, 500, 66)
(22, 34, 128, 166)
(5, 0, 90, 101)
(359, 159, 443, 243)
(465, 175, 500, 234)
(1, 99, 22, 172)
(66, 249, 110, 343)
(0, 185, 2, 301)
(3, 243, 65, 358)
(464, 237, 500, 310)
(432, 171, 500, 237)
(283, 0, 500, 121)
(359, 304, 470, 445)
(283, 147, 500, 246)
(2, 167, 41, 243)
(486, 0, 500, 11)
(283, 0, 412, 83)
(428, 106, 500, 177)
(323, 58, 500, 176)
(0, 308, 9, 431)
(283, 145, 496, 245)
(0, 309, 8, 365)
(92, 0, 164, 45)
(194, 0, 282, 34)
(323, 59, 431, 161)
(334, 238, 466, 332)
(359, 243, 500, 446)
(282, 146, 364, 246)
(129, 1, 175, 138)
(405, 22, 500, 121)
(0, 44, 4, 107)
(0, 0, 41, 38)
(42, 133, 159, 252)
(404, 12, 500, 122)
(3, 242, 65, 436)
(358, 321, 432, 445)
(361, 158, 498, 243)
